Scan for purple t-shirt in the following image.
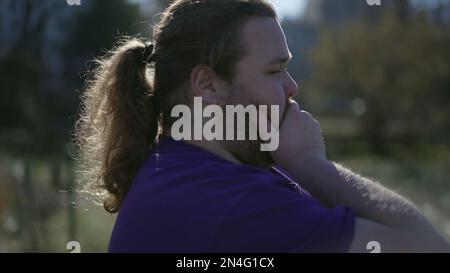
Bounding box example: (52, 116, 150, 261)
(108, 136, 355, 253)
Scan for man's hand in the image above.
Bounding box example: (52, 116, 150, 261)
(268, 100, 450, 252)
(270, 99, 326, 171)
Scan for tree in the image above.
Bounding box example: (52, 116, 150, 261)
(0, 0, 66, 155)
(309, 11, 450, 153)
(62, 0, 143, 89)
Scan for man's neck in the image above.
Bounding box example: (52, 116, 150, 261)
(162, 132, 243, 165)
(186, 139, 243, 165)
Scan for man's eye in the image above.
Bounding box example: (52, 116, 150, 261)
(268, 70, 282, 74)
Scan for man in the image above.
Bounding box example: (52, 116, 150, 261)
(76, 0, 450, 252)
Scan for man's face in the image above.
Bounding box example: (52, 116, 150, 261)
(223, 17, 299, 167)
(229, 17, 298, 122)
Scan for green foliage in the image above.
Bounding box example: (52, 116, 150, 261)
(0, 0, 144, 157)
(310, 11, 450, 152)
(64, 0, 143, 60)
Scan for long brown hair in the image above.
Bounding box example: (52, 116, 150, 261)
(74, 0, 276, 213)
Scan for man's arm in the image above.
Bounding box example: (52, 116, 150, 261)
(289, 157, 450, 252)
(270, 100, 450, 252)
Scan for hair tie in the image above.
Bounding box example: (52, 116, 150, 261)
(142, 43, 155, 64)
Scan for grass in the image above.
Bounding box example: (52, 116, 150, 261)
(335, 153, 450, 240)
(1, 141, 450, 252)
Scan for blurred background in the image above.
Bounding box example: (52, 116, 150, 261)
(0, 0, 449, 252)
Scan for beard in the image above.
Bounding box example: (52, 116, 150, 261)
(220, 84, 289, 169)
(223, 138, 274, 169)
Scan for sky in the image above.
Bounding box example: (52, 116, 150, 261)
(273, 0, 450, 19)
(130, 0, 309, 20)
(270, 0, 308, 20)
(132, 0, 450, 21)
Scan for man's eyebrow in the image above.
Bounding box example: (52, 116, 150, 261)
(266, 51, 293, 65)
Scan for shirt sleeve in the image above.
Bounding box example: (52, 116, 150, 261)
(209, 177, 356, 253)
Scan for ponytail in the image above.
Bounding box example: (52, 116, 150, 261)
(75, 38, 159, 213)
(75, 0, 277, 213)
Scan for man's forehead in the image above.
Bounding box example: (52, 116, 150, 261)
(240, 17, 290, 63)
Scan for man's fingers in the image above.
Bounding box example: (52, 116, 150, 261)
(282, 100, 301, 126)
(287, 99, 301, 112)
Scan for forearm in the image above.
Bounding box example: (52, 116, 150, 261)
(271, 102, 449, 250)
(288, 158, 438, 231)
(286, 158, 450, 250)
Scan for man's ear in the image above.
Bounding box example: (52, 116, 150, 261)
(190, 65, 227, 105)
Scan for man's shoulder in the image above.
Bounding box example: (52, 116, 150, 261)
(137, 152, 280, 193)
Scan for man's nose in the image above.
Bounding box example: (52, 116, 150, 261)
(284, 72, 299, 99)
